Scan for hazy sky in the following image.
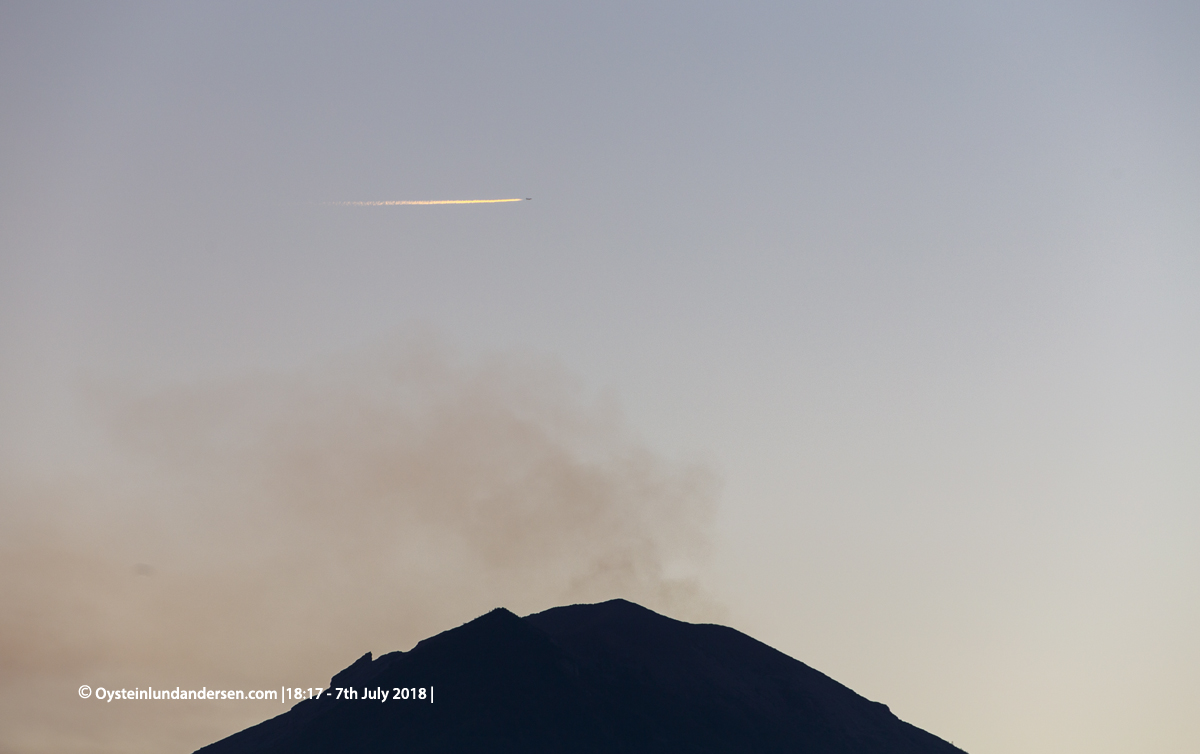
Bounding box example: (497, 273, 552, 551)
(2, 3, 1198, 753)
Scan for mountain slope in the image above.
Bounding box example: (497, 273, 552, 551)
(197, 600, 965, 753)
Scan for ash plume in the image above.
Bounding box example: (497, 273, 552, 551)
(0, 340, 720, 754)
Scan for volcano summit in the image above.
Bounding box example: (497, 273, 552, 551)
(197, 599, 965, 753)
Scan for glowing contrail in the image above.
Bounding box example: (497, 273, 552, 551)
(325, 198, 527, 206)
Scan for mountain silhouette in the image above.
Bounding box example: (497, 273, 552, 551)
(197, 599, 965, 753)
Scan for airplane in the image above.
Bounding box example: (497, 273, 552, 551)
(525, 198, 532, 200)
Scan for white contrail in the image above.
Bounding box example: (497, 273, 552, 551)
(324, 198, 526, 206)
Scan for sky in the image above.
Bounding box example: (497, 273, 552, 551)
(1, 2, 1198, 753)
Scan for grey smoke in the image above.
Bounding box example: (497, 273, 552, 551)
(0, 340, 720, 753)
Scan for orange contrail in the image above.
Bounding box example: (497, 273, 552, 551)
(325, 198, 526, 206)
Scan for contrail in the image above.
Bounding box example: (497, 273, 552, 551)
(325, 198, 528, 206)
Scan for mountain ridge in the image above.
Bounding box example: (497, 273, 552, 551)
(197, 599, 966, 753)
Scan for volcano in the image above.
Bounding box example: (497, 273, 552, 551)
(197, 599, 965, 753)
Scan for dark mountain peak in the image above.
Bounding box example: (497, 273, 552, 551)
(526, 598, 697, 641)
(529, 597, 669, 626)
(328, 651, 373, 689)
(198, 600, 966, 754)
(479, 605, 522, 621)
(407, 604, 548, 659)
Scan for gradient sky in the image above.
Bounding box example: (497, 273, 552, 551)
(2, 3, 1198, 753)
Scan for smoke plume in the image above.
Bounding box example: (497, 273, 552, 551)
(0, 340, 720, 754)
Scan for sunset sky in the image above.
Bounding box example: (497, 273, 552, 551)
(2, 3, 1198, 753)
